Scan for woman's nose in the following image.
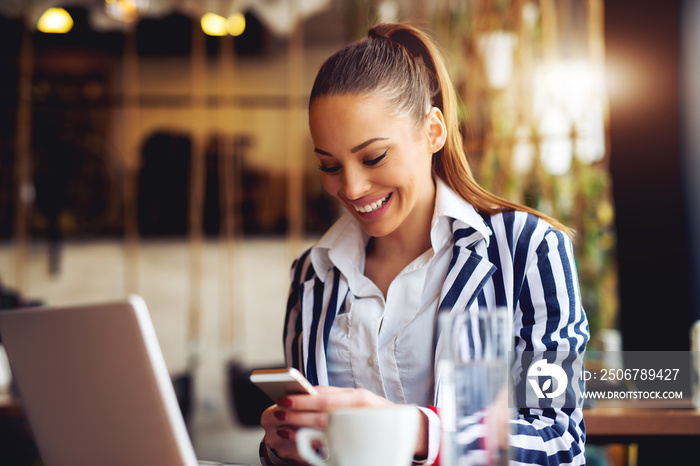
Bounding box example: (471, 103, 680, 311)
(340, 166, 370, 200)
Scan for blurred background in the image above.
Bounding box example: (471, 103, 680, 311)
(0, 0, 698, 465)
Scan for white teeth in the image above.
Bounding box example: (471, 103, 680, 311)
(353, 194, 390, 213)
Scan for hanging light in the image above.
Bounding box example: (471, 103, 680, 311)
(532, 60, 606, 174)
(227, 13, 246, 37)
(512, 125, 535, 175)
(37, 8, 74, 34)
(377, 1, 399, 23)
(105, 0, 149, 23)
(201, 13, 227, 36)
(478, 31, 517, 89)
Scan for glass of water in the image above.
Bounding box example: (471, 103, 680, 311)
(438, 308, 512, 466)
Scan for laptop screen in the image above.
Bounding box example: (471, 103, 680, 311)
(0, 296, 199, 466)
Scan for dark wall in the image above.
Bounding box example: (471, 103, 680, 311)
(606, 1, 693, 350)
(682, 1, 700, 330)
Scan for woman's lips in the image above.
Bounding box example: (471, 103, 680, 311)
(351, 193, 391, 214)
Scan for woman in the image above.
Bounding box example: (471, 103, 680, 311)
(260, 22, 588, 465)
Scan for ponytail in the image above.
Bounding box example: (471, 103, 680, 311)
(310, 22, 573, 238)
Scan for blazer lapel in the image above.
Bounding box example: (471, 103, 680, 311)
(433, 220, 497, 402)
(437, 220, 496, 316)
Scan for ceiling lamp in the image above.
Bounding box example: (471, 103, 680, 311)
(105, 0, 149, 23)
(201, 12, 246, 37)
(201, 13, 227, 36)
(227, 13, 246, 37)
(37, 8, 74, 34)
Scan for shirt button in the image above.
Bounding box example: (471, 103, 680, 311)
(368, 356, 374, 367)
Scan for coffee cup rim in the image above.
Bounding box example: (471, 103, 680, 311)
(327, 405, 417, 415)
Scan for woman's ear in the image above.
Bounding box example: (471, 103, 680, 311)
(426, 107, 447, 154)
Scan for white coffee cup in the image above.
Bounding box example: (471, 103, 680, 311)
(296, 405, 420, 466)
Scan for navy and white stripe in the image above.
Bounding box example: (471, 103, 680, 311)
(283, 210, 589, 465)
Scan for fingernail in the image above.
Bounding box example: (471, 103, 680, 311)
(277, 429, 290, 440)
(274, 410, 287, 421)
(277, 398, 293, 407)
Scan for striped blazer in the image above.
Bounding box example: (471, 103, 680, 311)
(283, 210, 589, 465)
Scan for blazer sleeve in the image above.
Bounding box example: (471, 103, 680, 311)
(282, 248, 312, 374)
(509, 227, 589, 465)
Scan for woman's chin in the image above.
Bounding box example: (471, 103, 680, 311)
(356, 218, 398, 239)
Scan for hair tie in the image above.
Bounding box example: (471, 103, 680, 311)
(368, 29, 391, 42)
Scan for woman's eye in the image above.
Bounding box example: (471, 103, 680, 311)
(364, 151, 388, 166)
(318, 165, 341, 174)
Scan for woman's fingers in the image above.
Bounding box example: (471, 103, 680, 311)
(261, 401, 330, 465)
(282, 407, 329, 429)
(262, 404, 328, 430)
(261, 405, 303, 464)
(260, 405, 283, 430)
(282, 386, 393, 412)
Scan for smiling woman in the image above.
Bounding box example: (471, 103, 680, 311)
(259, 22, 589, 466)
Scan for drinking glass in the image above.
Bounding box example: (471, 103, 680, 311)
(438, 308, 512, 466)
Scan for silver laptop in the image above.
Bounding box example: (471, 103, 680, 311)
(0, 295, 244, 466)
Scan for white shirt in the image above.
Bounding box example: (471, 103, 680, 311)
(309, 178, 491, 463)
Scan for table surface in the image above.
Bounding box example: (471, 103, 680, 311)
(4, 390, 700, 436)
(584, 400, 700, 436)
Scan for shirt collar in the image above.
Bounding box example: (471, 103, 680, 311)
(309, 177, 491, 282)
(431, 177, 491, 250)
(310, 212, 370, 283)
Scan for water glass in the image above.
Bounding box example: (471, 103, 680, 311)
(439, 308, 512, 466)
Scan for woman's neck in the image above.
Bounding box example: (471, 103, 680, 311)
(364, 187, 436, 296)
(368, 222, 432, 264)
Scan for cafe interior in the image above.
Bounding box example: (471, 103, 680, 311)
(0, 0, 699, 465)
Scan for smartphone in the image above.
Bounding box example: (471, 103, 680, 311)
(250, 367, 318, 403)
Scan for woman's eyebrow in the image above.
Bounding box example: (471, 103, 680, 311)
(314, 148, 333, 157)
(314, 137, 388, 158)
(351, 137, 388, 153)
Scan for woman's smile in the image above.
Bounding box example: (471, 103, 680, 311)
(347, 192, 393, 222)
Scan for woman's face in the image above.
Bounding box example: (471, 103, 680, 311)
(309, 94, 443, 239)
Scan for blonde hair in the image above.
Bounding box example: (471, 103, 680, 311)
(310, 22, 573, 238)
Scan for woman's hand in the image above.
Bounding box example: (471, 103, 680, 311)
(493, 387, 511, 452)
(260, 386, 428, 464)
(260, 402, 311, 465)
